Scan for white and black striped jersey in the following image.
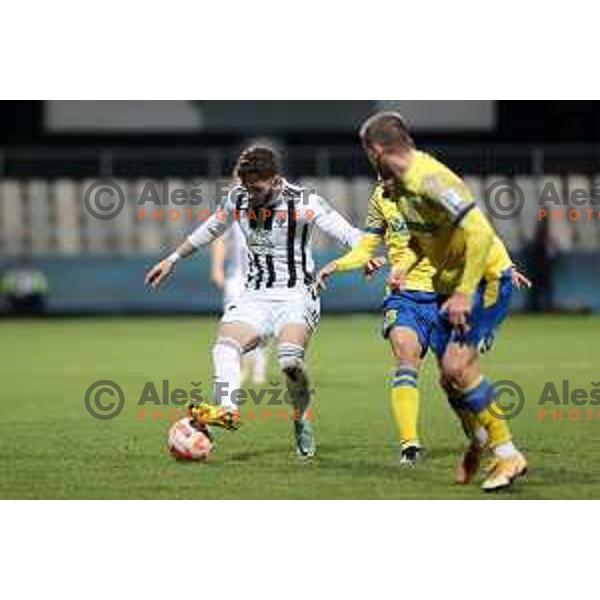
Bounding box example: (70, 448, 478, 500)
(187, 180, 361, 291)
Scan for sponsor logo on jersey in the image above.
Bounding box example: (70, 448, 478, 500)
(247, 230, 274, 255)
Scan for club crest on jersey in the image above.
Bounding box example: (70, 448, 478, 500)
(247, 229, 274, 255)
(383, 309, 398, 329)
(389, 218, 408, 234)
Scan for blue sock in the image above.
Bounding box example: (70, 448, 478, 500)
(460, 378, 493, 413)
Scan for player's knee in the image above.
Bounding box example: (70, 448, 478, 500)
(277, 342, 306, 379)
(440, 360, 471, 391)
(390, 328, 422, 367)
(212, 337, 243, 365)
(392, 341, 421, 368)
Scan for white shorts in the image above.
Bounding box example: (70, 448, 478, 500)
(221, 287, 321, 340)
(223, 275, 245, 312)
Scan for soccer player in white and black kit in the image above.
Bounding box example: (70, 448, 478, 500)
(145, 146, 361, 457)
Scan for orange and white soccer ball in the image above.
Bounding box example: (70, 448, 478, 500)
(168, 418, 213, 461)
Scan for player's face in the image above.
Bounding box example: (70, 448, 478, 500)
(242, 174, 281, 207)
(363, 140, 409, 199)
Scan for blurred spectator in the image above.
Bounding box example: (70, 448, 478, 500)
(524, 219, 556, 312)
(1, 259, 49, 316)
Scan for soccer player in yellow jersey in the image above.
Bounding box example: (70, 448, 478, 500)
(317, 189, 438, 466)
(351, 111, 528, 492)
(318, 185, 522, 474)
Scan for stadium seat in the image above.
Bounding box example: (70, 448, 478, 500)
(54, 179, 82, 255)
(323, 177, 354, 221)
(483, 176, 524, 252)
(28, 180, 52, 255)
(515, 175, 541, 244)
(80, 178, 113, 255)
(161, 179, 190, 246)
(544, 176, 574, 252)
(109, 180, 135, 255)
(6, 172, 597, 260)
(350, 177, 375, 224)
(133, 180, 165, 254)
(463, 175, 484, 203)
(328, 178, 356, 248)
(0, 180, 26, 256)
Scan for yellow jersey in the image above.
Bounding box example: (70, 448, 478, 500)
(386, 150, 512, 295)
(335, 185, 436, 293)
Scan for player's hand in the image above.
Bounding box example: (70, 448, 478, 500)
(314, 261, 338, 293)
(387, 267, 406, 292)
(145, 259, 174, 290)
(512, 268, 532, 290)
(441, 291, 472, 332)
(364, 256, 387, 280)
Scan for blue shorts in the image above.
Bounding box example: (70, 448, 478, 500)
(433, 270, 513, 358)
(382, 291, 438, 358)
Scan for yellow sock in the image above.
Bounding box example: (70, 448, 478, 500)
(457, 376, 513, 449)
(391, 368, 419, 447)
(476, 402, 512, 448)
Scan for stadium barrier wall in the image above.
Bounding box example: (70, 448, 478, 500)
(0, 252, 385, 314)
(2, 252, 600, 315)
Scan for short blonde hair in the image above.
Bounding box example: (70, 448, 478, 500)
(359, 111, 414, 150)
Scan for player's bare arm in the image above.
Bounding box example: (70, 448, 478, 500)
(211, 236, 226, 289)
(145, 238, 196, 290)
(145, 199, 234, 290)
(316, 254, 387, 290)
(314, 259, 339, 291)
(364, 256, 387, 279)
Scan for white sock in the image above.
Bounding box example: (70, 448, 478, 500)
(252, 346, 267, 382)
(212, 339, 242, 411)
(493, 441, 517, 459)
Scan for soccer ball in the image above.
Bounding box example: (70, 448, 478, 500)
(168, 418, 213, 461)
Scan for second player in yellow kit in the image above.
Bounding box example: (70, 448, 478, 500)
(358, 111, 528, 491)
(316, 186, 438, 465)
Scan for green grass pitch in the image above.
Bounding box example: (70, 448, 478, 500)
(1, 314, 599, 499)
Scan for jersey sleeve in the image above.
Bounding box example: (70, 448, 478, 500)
(309, 193, 362, 248)
(455, 208, 495, 294)
(187, 188, 237, 248)
(334, 190, 384, 271)
(421, 169, 476, 224)
(363, 189, 387, 235)
(421, 167, 494, 294)
(334, 233, 382, 271)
